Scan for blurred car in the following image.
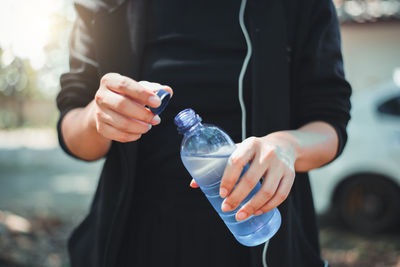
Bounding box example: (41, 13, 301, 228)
(309, 80, 400, 233)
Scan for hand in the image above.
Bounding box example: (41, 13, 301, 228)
(220, 136, 296, 221)
(191, 135, 296, 221)
(92, 73, 173, 143)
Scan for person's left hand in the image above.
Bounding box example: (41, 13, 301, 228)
(190, 134, 296, 221)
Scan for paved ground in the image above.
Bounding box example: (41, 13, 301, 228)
(0, 129, 103, 266)
(0, 146, 102, 222)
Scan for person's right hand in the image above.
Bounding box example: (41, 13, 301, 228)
(92, 73, 173, 143)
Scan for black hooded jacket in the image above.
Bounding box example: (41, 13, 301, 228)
(56, 0, 351, 266)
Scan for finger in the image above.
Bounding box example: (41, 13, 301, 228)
(254, 172, 295, 215)
(97, 108, 152, 135)
(220, 137, 258, 209)
(96, 88, 161, 125)
(97, 121, 142, 143)
(220, 137, 258, 199)
(101, 73, 161, 107)
(189, 179, 199, 188)
(138, 81, 174, 97)
(221, 152, 269, 213)
(236, 166, 284, 221)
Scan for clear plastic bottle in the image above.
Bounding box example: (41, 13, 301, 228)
(174, 108, 281, 247)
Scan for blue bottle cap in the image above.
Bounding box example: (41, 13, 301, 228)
(149, 89, 171, 115)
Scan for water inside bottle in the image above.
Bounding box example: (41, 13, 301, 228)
(181, 146, 233, 187)
(176, 108, 281, 246)
(182, 150, 281, 246)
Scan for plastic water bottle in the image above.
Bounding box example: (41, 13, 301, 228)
(174, 108, 281, 247)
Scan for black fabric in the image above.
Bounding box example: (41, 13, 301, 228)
(287, 0, 351, 159)
(140, 0, 251, 141)
(119, 1, 255, 266)
(56, 0, 351, 266)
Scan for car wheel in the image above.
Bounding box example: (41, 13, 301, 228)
(335, 173, 400, 234)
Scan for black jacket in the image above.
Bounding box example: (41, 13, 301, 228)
(56, 0, 351, 266)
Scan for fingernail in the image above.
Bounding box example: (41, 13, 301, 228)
(220, 187, 228, 198)
(148, 95, 161, 107)
(254, 210, 263, 216)
(237, 211, 248, 221)
(221, 202, 232, 212)
(148, 124, 152, 130)
(151, 115, 161, 124)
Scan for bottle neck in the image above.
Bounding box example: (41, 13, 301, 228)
(174, 108, 203, 135)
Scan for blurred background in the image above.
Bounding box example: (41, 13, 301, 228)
(0, 0, 399, 266)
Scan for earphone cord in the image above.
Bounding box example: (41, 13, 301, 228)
(238, 0, 252, 142)
(262, 240, 269, 267)
(238, 0, 269, 266)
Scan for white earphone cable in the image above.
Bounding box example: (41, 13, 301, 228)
(262, 240, 269, 267)
(239, 1, 268, 266)
(238, 0, 252, 142)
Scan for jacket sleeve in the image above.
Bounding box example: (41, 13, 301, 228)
(292, 0, 352, 159)
(56, 4, 100, 157)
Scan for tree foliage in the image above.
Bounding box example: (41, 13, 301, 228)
(0, 48, 42, 128)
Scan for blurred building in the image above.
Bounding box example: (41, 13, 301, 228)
(334, 0, 400, 91)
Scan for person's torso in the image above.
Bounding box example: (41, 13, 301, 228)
(135, 0, 252, 196)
